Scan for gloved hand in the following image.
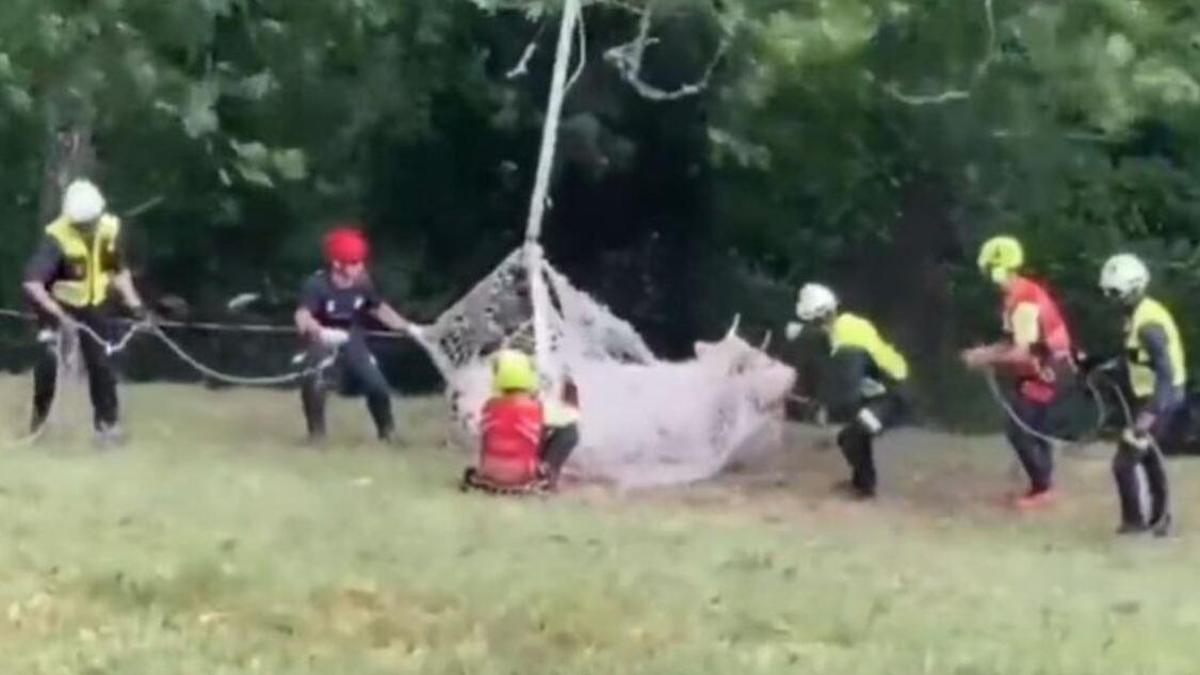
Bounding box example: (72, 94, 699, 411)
(859, 377, 887, 399)
(856, 407, 884, 435)
(130, 304, 156, 326)
(49, 310, 76, 331)
(1121, 427, 1152, 452)
(405, 324, 425, 341)
(785, 322, 804, 341)
(318, 327, 350, 348)
(960, 345, 993, 371)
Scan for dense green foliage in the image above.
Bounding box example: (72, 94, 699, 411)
(1, 0, 1199, 420)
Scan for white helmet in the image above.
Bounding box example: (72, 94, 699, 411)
(1099, 253, 1150, 301)
(796, 283, 838, 322)
(62, 180, 106, 224)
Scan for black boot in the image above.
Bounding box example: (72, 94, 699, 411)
(832, 479, 876, 501)
(1151, 513, 1173, 539)
(93, 423, 127, 451)
(1116, 521, 1148, 536)
(837, 426, 877, 499)
(377, 425, 399, 445)
(1112, 447, 1146, 534)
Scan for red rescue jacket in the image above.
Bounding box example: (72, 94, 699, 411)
(1003, 276, 1073, 402)
(479, 394, 544, 486)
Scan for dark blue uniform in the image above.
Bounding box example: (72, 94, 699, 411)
(298, 272, 394, 440)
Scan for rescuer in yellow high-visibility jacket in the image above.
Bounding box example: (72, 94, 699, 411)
(22, 180, 148, 446)
(1098, 253, 1185, 537)
(787, 283, 909, 499)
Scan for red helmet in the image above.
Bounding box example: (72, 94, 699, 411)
(323, 226, 369, 264)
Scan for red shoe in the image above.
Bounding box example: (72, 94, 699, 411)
(1014, 488, 1057, 510)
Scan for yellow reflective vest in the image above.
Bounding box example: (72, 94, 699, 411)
(1126, 297, 1186, 398)
(829, 313, 909, 383)
(44, 214, 121, 308)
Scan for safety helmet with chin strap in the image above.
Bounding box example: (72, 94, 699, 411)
(1099, 253, 1150, 302)
(63, 180, 106, 224)
(977, 235, 1024, 285)
(795, 283, 838, 322)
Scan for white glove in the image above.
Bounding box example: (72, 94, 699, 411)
(318, 328, 350, 348)
(406, 324, 425, 340)
(857, 407, 884, 435)
(785, 321, 804, 341)
(859, 378, 887, 399)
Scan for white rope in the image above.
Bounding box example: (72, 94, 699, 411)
(65, 318, 142, 356)
(983, 365, 1182, 528)
(1077, 367, 1175, 531)
(1091, 367, 1173, 530)
(566, 7, 588, 94)
(0, 308, 408, 339)
(0, 310, 335, 388)
(144, 325, 335, 387)
(8, 318, 141, 447)
(506, 21, 548, 80)
(983, 368, 1111, 449)
(985, 363, 1174, 526)
(523, 0, 583, 386)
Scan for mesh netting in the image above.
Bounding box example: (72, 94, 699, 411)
(407, 0, 795, 488)
(414, 247, 797, 489)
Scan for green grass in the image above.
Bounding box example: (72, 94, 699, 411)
(0, 377, 1198, 673)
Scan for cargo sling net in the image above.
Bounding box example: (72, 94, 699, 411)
(415, 248, 796, 489)
(411, 0, 795, 488)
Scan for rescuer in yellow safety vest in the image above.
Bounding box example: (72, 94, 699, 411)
(22, 180, 149, 446)
(787, 283, 909, 499)
(1097, 253, 1185, 537)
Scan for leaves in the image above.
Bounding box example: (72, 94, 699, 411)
(0, 0, 1196, 422)
(272, 149, 308, 182)
(182, 82, 221, 138)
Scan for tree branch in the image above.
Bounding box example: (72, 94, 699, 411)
(602, 2, 735, 102)
(506, 20, 548, 79)
(884, 0, 996, 107)
(566, 7, 588, 92)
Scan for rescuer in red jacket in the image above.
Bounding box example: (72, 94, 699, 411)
(962, 235, 1075, 510)
(461, 349, 580, 493)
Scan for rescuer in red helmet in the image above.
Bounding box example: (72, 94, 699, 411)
(293, 225, 417, 444)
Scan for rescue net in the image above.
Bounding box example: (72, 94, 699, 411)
(411, 248, 796, 489)
(406, 0, 794, 488)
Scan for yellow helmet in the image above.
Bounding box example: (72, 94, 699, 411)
(493, 349, 538, 393)
(977, 236, 1024, 284)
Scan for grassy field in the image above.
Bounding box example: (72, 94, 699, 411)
(0, 377, 1198, 674)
